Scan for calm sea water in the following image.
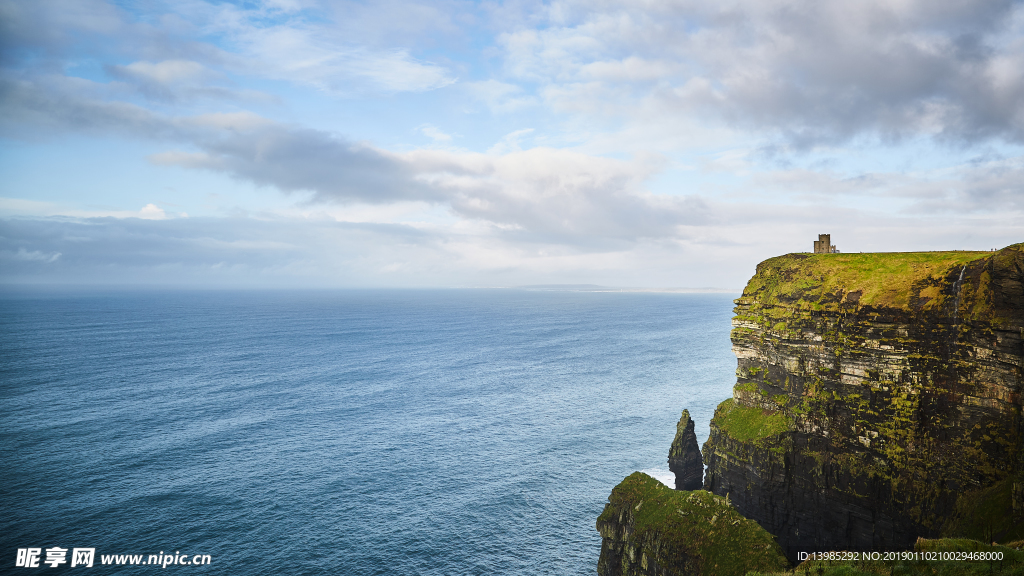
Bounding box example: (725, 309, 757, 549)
(1, 289, 737, 575)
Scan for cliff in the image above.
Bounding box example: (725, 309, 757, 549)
(596, 472, 790, 576)
(701, 243, 1024, 559)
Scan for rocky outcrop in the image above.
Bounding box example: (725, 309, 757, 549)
(668, 410, 703, 491)
(701, 244, 1024, 560)
(596, 472, 789, 576)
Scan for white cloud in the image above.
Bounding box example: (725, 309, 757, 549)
(12, 247, 61, 263)
(486, 128, 534, 154)
(418, 124, 452, 142)
(0, 197, 185, 220)
(491, 0, 1024, 146)
(115, 59, 212, 84)
(578, 57, 677, 82)
(221, 12, 457, 94)
(405, 146, 710, 243)
(138, 203, 168, 219)
(465, 80, 539, 113)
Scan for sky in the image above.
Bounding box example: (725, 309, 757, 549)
(1, 0, 1022, 289)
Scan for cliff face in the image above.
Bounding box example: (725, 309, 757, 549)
(702, 244, 1024, 559)
(668, 410, 703, 491)
(596, 473, 789, 576)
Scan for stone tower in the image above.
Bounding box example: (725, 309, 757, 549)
(813, 234, 837, 254)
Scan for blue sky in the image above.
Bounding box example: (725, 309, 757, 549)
(1, 0, 1022, 288)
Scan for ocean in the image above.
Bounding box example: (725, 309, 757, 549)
(0, 289, 737, 574)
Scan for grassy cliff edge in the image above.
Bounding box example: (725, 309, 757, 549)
(596, 472, 789, 576)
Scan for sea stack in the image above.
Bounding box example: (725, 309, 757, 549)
(668, 409, 703, 491)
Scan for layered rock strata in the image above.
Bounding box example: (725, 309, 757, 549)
(668, 410, 703, 491)
(702, 244, 1024, 559)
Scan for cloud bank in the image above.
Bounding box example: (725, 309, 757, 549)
(0, 0, 1022, 288)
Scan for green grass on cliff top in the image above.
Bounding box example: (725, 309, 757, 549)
(742, 249, 994, 311)
(715, 398, 791, 443)
(598, 472, 790, 576)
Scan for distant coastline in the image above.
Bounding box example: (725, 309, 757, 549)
(514, 284, 741, 293)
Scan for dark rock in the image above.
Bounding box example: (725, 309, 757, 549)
(668, 410, 703, 491)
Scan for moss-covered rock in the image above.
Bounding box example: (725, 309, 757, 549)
(596, 472, 790, 576)
(712, 398, 792, 443)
